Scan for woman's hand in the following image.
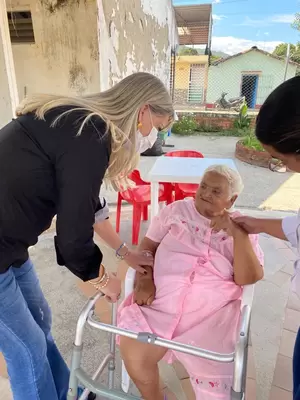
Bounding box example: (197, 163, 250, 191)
(211, 210, 239, 236)
(100, 272, 121, 303)
(123, 249, 154, 272)
(232, 216, 263, 234)
(133, 276, 156, 306)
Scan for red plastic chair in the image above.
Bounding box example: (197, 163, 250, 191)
(164, 150, 204, 200)
(116, 170, 170, 245)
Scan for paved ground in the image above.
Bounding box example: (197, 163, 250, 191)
(1, 207, 298, 400)
(1, 135, 300, 399)
(102, 135, 300, 212)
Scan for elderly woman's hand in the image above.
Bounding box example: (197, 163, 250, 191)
(123, 249, 154, 273)
(133, 273, 156, 306)
(211, 210, 240, 236)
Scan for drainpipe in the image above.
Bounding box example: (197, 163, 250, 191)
(283, 43, 291, 82)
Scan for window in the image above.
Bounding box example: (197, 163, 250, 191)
(7, 11, 35, 44)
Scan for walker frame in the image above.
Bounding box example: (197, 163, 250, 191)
(67, 269, 253, 400)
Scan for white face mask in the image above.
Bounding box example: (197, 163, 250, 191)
(136, 109, 159, 153)
(136, 126, 158, 153)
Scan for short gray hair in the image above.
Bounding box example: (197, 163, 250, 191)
(203, 164, 244, 197)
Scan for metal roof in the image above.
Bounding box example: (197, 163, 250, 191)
(174, 4, 212, 46)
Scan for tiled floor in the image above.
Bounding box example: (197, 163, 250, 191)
(269, 286, 300, 399)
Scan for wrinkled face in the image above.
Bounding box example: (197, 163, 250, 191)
(138, 105, 170, 137)
(195, 171, 237, 218)
(263, 144, 300, 173)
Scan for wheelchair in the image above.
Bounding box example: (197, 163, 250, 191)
(68, 267, 253, 400)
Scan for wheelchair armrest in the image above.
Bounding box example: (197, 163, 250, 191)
(241, 284, 255, 308)
(124, 267, 136, 298)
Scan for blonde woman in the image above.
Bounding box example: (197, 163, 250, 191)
(0, 72, 174, 400)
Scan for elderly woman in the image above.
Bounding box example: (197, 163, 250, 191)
(118, 165, 264, 400)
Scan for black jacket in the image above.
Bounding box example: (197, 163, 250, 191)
(0, 107, 111, 281)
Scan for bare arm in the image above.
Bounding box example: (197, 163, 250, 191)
(94, 218, 124, 251)
(232, 226, 264, 285)
(233, 216, 286, 240)
(133, 237, 160, 306)
(136, 237, 159, 279)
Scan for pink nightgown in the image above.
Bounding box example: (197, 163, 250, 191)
(118, 199, 264, 399)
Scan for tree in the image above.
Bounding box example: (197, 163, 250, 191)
(292, 12, 299, 31)
(210, 55, 222, 64)
(178, 46, 199, 56)
(273, 42, 300, 64)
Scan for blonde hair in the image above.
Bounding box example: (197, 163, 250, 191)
(16, 72, 174, 190)
(203, 164, 244, 197)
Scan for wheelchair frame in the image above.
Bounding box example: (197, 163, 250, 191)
(67, 275, 253, 400)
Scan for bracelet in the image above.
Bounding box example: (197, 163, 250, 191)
(89, 272, 110, 291)
(116, 242, 129, 260)
(88, 264, 106, 286)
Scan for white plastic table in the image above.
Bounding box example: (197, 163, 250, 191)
(148, 157, 237, 216)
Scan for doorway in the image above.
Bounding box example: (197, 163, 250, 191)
(241, 74, 259, 108)
(188, 64, 205, 103)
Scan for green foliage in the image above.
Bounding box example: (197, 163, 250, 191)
(210, 55, 222, 64)
(241, 132, 264, 151)
(273, 42, 300, 64)
(171, 114, 198, 135)
(292, 13, 300, 31)
(178, 46, 199, 56)
(233, 102, 252, 130)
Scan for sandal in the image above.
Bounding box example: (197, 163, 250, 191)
(268, 159, 287, 173)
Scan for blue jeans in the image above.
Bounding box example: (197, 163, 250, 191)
(294, 328, 300, 399)
(0, 259, 70, 400)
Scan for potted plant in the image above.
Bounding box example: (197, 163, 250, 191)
(234, 103, 272, 168)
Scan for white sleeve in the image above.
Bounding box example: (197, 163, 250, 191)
(282, 216, 299, 248)
(94, 197, 109, 223)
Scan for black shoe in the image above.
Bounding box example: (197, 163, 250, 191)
(88, 393, 96, 400)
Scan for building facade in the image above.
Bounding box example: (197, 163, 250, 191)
(206, 47, 299, 109)
(0, 0, 178, 127)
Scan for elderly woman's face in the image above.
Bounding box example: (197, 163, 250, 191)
(195, 172, 237, 218)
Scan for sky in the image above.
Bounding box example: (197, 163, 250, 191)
(172, 0, 300, 55)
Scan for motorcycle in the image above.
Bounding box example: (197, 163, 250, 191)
(214, 92, 245, 111)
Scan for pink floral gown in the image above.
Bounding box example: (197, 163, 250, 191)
(118, 199, 264, 399)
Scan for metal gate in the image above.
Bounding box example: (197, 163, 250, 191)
(169, 49, 176, 100)
(188, 63, 205, 103)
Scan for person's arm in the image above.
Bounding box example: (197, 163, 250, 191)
(93, 197, 124, 250)
(54, 116, 110, 281)
(233, 216, 286, 240)
(132, 203, 174, 305)
(233, 215, 299, 247)
(93, 198, 154, 272)
(232, 226, 264, 285)
(133, 237, 159, 306)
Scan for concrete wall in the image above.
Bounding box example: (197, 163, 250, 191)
(5, 0, 100, 100)
(206, 50, 298, 106)
(98, 0, 178, 89)
(0, 34, 13, 126)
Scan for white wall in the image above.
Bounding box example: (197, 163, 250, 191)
(0, 39, 13, 126)
(98, 0, 178, 90)
(7, 0, 100, 100)
(207, 50, 298, 106)
(0, 0, 177, 127)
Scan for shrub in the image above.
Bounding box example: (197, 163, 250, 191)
(233, 102, 252, 131)
(172, 114, 198, 135)
(241, 131, 264, 151)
